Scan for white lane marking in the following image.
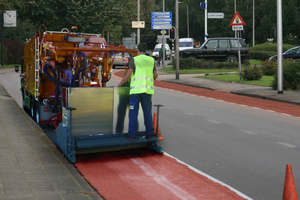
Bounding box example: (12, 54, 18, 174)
(131, 157, 197, 200)
(242, 130, 259, 135)
(164, 152, 253, 200)
(207, 119, 221, 124)
(186, 113, 195, 116)
(277, 142, 296, 148)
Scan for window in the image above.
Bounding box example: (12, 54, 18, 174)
(230, 39, 242, 48)
(206, 40, 218, 49)
(219, 40, 230, 48)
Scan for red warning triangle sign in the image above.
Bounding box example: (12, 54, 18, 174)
(229, 12, 246, 26)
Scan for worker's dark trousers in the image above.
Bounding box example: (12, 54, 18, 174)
(128, 93, 154, 138)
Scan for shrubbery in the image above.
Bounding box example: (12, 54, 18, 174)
(249, 42, 297, 61)
(176, 58, 239, 70)
(249, 50, 276, 61)
(272, 59, 300, 90)
(250, 42, 295, 52)
(261, 60, 277, 75)
(241, 66, 262, 80)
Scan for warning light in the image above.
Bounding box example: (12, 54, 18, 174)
(170, 27, 175, 40)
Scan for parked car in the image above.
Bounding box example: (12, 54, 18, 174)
(111, 52, 130, 68)
(151, 43, 171, 60)
(268, 46, 300, 61)
(179, 37, 250, 62)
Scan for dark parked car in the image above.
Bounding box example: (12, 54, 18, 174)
(268, 46, 300, 61)
(179, 37, 250, 62)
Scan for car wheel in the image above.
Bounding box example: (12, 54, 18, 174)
(188, 55, 197, 59)
(226, 55, 238, 62)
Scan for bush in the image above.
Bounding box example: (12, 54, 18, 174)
(250, 42, 296, 52)
(249, 42, 298, 61)
(241, 66, 262, 80)
(272, 59, 300, 90)
(249, 50, 276, 61)
(177, 58, 239, 70)
(261, 60, 277, 75)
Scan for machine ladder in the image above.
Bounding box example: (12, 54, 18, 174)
(34, 35, 40, 101)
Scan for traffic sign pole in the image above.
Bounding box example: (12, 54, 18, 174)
(151, 12, 172, 68)
(137, 0, 140, 44)
(205, 0, 208, 41)
(230, 12, 246, 81)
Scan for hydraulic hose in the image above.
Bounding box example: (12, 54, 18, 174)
(43, 64, 72, 112)
(72, 52, 87, 87)
(76, 52, 86, 77)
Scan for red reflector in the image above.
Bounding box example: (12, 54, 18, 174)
(44, 107, 50, 112)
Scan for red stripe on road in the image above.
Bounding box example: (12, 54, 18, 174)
(75, 148, 248, 200)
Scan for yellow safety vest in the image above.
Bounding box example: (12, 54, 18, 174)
(130, 55, 155, 95)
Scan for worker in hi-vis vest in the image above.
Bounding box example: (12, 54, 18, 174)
(116, 43, 158, 141)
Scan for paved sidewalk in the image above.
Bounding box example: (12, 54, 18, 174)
(156, 66, 300, 106)
(0, 84, 102, 200)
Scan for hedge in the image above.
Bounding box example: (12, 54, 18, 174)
(174, 58, 239, 69)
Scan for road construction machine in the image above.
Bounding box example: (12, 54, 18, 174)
(20, 25, 163, 163)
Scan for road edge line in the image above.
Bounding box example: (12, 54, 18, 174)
(164, 152, 253, 200)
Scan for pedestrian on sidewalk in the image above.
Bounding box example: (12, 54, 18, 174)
(157, 47, 166, 66)
(116, 43, 158, 141)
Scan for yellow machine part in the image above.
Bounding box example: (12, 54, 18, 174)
(22, 28, 138, 99)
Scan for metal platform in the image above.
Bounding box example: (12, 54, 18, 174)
(54, 87, 163, 163)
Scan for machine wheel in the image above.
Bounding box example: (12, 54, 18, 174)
(22, 88, 28, 111)
(30, 98, 36, 120)
(226, 55, 238, 62)
(35, 102, 40, 124)
(22, 95, 27, 111)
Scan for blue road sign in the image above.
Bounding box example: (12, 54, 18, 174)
(200, 3, 206, 9)
(151, 12, 172, 30)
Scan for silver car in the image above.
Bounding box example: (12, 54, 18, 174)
(111, 52, 130, 68)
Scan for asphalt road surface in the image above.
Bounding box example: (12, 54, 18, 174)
(2, 68, 300, 200)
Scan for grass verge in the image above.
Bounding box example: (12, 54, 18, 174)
(160, 66, 238, 74)
(197, 73, 274, 87)
(249, 59, 262, 65)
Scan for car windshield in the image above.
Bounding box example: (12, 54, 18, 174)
(284, 48, 300, 54)
(179, 42, 193, 47)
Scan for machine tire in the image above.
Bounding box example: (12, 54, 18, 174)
(22, 88, 28, 111)
(30, 98, 36, 120)
(35, 102, 40, 124)
(22, 95, 27, 111)
(226, 55, 238, 62)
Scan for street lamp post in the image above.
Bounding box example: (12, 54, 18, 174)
(253, 0, 255, 46)
(175, 0, 179, 80)
(277, 0, 283, 93)
(187, 4, 189, 38)
(137, 0, 140, 44)
(178, 2, 189, 38)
